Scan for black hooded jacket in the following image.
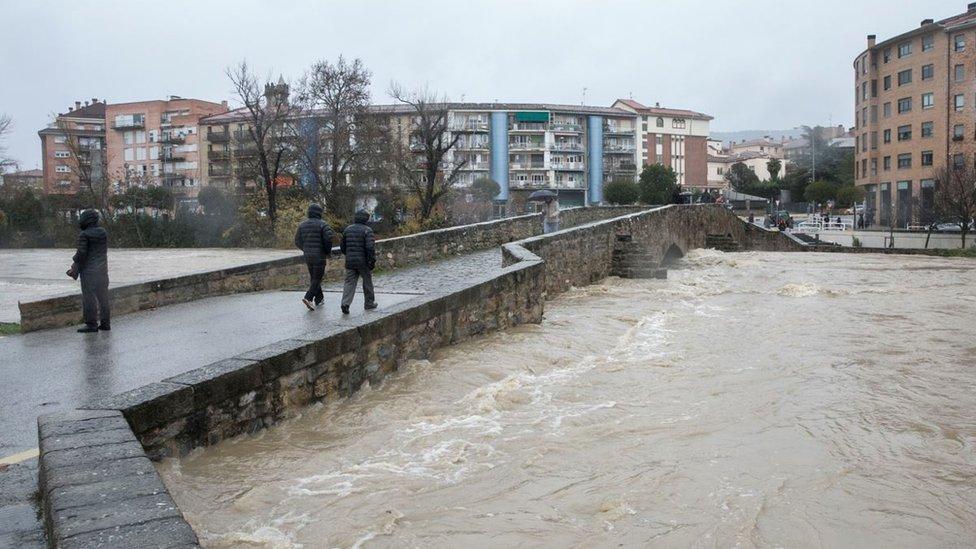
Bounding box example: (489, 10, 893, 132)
(340, 210, 376, 270)
(72, 210, 109, 275)
(294, 204, 335, 263)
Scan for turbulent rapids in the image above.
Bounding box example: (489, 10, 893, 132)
(158, 250, 976, 548)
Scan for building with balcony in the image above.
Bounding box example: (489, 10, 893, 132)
(612, 99, 713, 192)
(104, 96, 228, 203)
(37, 99, 107, 195)
(854, 3, 976, 227)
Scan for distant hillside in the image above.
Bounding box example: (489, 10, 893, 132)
(710, 128, 806, 145)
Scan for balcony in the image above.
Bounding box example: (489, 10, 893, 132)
(208, 166, 231, 177)
(510, 163, 546, 170)
(456, 141, 489, 150)
(113, 114, 145, 130)
(509, 179, 550, 189)
(551, 162, 585, 171)
(450, 121, 489, 132)
(208, 149, 231, 161)
(552, 141, 584, 152)
(605, 162, 638, 172)
(159, 134, 185, 145)
(604, 125, 635, 136)
(510, 123, 547, 133)
(550, 122, 582, 133)
(460, 162, 490, 170)
(604, 143, 636, 153)
(160, 149, 186, 162)
(208, 130, 230, 143)
(509, 141, 545, 150)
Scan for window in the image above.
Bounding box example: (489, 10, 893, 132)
(861, 133, 868, 152)
(955, 94, 965, 111)
(883, 156, 891, 170)
(953, 153, 964, 169)
(883, 102, 891, 118)
(883, 75, 891, 90)
(883, 48, 891, 63)
(871, 158, 878, 175)
(921, 64, 934, 80)
(136, 148, 147, 161)
(955, 34, 966, 52)
(954, 124, 965, 140)
(922, 93, 934, 109)
(124, 148, 134, 161)
(897, 153, 912, 169)
(898, 41, 912, 58)
(922, 34, 934, 52)
(921, 121, 934, 137)
(55, 165, 70, 173)
(870, 105, 878, 123)
(123, 131, 134, 145)
(135, 130, 146, 144)
(921, 150, 933, 166)
(898, 97, 912, 113)
(956, 64, 966, 81)
(871, 131, 877, 149)
(861, 82, 867, 100)
(861, 158, 867, 176)
(54, 151, 70, 158)
(672, 118, 686, 129)
(656, 117, 663, 127)
(883, 129, 891, 143)
(54, 135, 66, 144)
(897, 125, 912, 141)
(871, 79, 877, 97)
(897, 69, 912, 85)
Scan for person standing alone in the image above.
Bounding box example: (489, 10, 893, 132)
(68, 209, 110, 333)
(294, 203, 334, 311)
(339, 209, 377, 314)
(543, 196, 560, 233)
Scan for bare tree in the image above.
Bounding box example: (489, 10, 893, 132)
(55, 117, 112, 211)
(296, 56, 372, 215)
(226, 60, 297, 227)
(388, 83, 467, 220)
(935, 165, 976, 249)
(0, 114, 17, 173)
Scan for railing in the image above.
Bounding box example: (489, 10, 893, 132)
(604, 144, 636, 153)
(550, 122, 582, 132)
(159, 135, 185, 144)
(510, 163, 546, 170)
(552, 142, 584, 151)
(208, 131, 230, 143)
(160, 150, 186, 162)
(604, 125, 635, 135)
(450, 121, 489, 131)
(551, 162, 585, 170)
(461, 162, 490, 170)
(209, 149, 231, 160)
(457, 141, 489, 150)
(509, 141, 545, 150)
(208, 167, 231, 177)
(509, 179, 549, 188)
(113, 115, 145, 130)
(791, 219, 853, 233)
(606, 163, 637, 171)
(510, 123, 547, 132)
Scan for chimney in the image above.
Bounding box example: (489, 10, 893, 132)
(655, 101, 660, 108)
(921, 18, 933, 25)
(91, 97, 98, 104)
(84, 101, 89, 107)
(867, 34, 876, 48)
(221, 100, 228, 108)
(68, 106, 74, 112)
(970, 2, 976, 13)
(75, 101, 81, 110)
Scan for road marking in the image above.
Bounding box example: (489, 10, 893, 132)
(0, 448, 39, 466)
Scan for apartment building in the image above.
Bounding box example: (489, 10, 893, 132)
(105, 97, 228, 202)
(0, 169, 44, 191)
(612, 99, 713, 192)
(37, 99, 107, 195)
(200, 101, 639, 209)
(854, 3, 976, 226)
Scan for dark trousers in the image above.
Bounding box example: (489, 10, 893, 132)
(340, 268, 375, 308)
(304, 260, 325, 303)
(80, 271, 110, 327)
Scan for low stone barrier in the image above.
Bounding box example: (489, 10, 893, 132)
(18, 207, 634, 333)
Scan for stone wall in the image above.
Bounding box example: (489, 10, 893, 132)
(19, 207, 634, 333)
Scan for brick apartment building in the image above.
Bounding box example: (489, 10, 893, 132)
(612, 99, 713, 192)
(38, 97, 227, 203)
(854, 3, 976, 226)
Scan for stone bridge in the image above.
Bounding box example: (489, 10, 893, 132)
(5, 205, 803, 548)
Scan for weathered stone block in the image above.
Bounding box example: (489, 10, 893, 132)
(238, 339, 316, 381)
(84, 382, 193, 434)
(58, 516, 199, 549)
(165, 358, 263, 409)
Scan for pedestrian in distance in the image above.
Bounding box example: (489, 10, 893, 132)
(339, 209, 377, 314)
(67, 209, 110, 333)
(543, 196, 560, 233)
(294, 203, 334, 311)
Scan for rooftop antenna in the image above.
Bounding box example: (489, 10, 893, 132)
(581, 87, 587, 106)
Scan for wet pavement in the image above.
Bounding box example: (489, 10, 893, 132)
(0, 250, 501, 545)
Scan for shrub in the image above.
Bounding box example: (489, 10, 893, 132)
(604, 178, 640, 205)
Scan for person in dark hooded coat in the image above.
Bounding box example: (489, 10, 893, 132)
(339, 209, 377, 314)
(294, 203, 334, 310)
(68, 209, 110, 333)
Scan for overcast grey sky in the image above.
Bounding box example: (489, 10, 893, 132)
(0, 0, 964, 168)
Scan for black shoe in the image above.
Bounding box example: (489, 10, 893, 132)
(364, 302, 378, 310)
(314, 298, 324, 307)
(302, 298, 315, 311)
(98, 324, 111, 331)
(77, 326, 98, 333)
(341, 305, 349, 314)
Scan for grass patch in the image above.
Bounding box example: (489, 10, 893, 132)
(0, 322, 21, 336)
(931, 248, 976, 258)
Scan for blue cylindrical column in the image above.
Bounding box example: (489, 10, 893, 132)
(586, 115, 604, 204)
(490, 111, 509, 201)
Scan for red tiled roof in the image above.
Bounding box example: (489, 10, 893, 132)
(613, 99, 712, 121)
(939, 8, 976, 28)
(60, 101, 106, 120)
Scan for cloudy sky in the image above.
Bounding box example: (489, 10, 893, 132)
(0, 0, 964, 168)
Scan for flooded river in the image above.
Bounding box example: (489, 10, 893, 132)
(158, 251, 976, 548)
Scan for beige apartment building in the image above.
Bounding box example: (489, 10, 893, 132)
(854, 3, 976, 226)
(37, 100, 107, 195)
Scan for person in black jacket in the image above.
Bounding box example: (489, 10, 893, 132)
(294, 203, 334, 310)
(68, 209, 110, 333)
(339, 209, 377, 314)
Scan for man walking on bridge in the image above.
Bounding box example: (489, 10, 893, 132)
(294, 203, 334, 311)
(339, 209, 377, 314)
(68, 209, 110, 333)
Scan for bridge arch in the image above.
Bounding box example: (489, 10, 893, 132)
(661, 243, 685, 267)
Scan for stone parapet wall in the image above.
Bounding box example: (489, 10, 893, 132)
(18, 207, 632, 333)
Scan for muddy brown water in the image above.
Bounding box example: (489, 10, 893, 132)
(158, 251, 976, 548)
